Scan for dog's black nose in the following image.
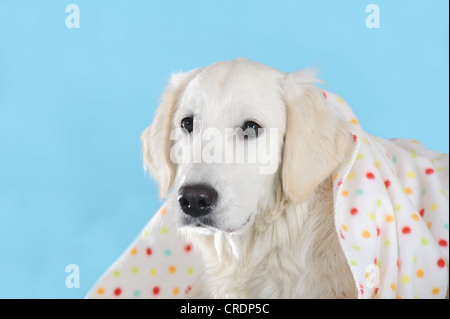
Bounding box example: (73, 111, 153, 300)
(178, 184, 218, 217)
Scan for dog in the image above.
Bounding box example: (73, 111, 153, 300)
(140, 58, 448, 298)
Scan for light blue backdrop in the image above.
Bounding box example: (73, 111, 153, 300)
(0, 0, 448, 298)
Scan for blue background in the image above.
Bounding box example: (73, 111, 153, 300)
(0, 0, 448, 298)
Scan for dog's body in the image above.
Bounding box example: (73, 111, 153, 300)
(141, 58, 448, 298)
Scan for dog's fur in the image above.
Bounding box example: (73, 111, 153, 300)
(141, 58, 357, 298)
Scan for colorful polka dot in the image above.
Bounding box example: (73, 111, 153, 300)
(134, 289, 140, 297)
(114, 287, 122, 296)
(425, 168, 435, 175)
(366, 172, 375, 179)
(437, 258, 446, 268)
(187, 267, 195, 275)
(405, 187, 413, 195)
(386, 215, 394, 223)
(430, 203, 438, 211)
(420, 237, 429, 246)
(406, 171, 415, 178)
(362, 230, 371, 239)
(97, 287, 105, 295)
(350, 118, 359, 125)
(402, 226, 411, 235)
(168, 266, 176, 274)
(342, 190, 349, 197)
(184, 244, 192, 252)
(173, 287, 180, 296)
(416, 269, 424, 278)
(384, 180, 391, 189)
(350, 207, 358, 215)
(160, 207, 167, 215)
(394, 204, 402, 212)
(432, 287, 440, 295)
(153, 286, 160, 296)
(146, 247, 152, 256)
(113, 270, 120, 278)
(411, 213, 420, 221)
(130, 247, 137, 256)
(160, 226, 168, 235)
(131, 266, 139, 274)
(438, 239, 448, 247)
(150, 268, 157, 276)
(401, 275, 410, 284)
(164, 249, 172, 256)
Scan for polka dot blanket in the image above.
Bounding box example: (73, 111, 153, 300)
(86, 90, 449, 299)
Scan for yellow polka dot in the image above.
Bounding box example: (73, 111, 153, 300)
(406, 171, 415, 178)
(369, 212, 375, 221)
(173, 287, 180, 296)
(384, 240, 391, 247)
(143, 229, 150, 238)
(350, 118, 359, 125)
(405, 187, 413, 195)
(187, 267, 194, 275)
(131, 266, 139, 274)
(386, 215, 394, 223)
(150, 268, 157, 276)
(333, 173, 338, 181)
(168, 265, 176, 274)
(427, 221, 432, 229)
(430, 203, 438, 211)
(394, 204, 402, 212)
(390, 283, 396, 291)
(411, 213, 420, 221)
(348, 172, 355, 180)
(411, 139, 420, 144)
(401, 275, 410, 284)
(432, 287, 440, 295)
(374, 160, 381, 169)
(416, 269, 424, 278)
(97, 287, 105, 295)
(356, 153, 364, 160)
(342, 190, 349, 197)
(160, 226, 168, 235)
(341, 224, 348, 232)
(396, 295, 402, 299)
(337, 97, 346, 103)
(437, 166, 444, 172)
(130, 247, 137, 255)
(362, 230, 371, 239)
(113, 270, 120, 278)
(160, 207, 167, 215)
(410, 152, 418, 159)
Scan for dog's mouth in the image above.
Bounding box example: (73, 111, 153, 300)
(180, 214, 252, 233)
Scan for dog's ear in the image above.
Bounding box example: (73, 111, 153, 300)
(280, 70, 353, 202)
(141, 69, 201, 198)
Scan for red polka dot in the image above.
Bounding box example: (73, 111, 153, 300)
(419, 208, 425, 217)
(437, 258, 446, 268)
(438, 240, 448, 247)
(185, 285, 192, 295)
(384, 180, 391, 189)
(366, 172, 375, 179)
(339, 230, 345, 240)
(425, 168, 435, 175)
(397, 259, 401, 269)
(114, 287, 121, 296)
(353, 134, 358, 143)
(350, 208, 358, 215)
(376, 227, 380, 237)
(184, 244, 192, 252)
(153, 286, 160, 295)
(337, 179, 343, 187)
(322, 91, 327, 99)
(402, 226, 411, 235)
(146, 247, 152, 256)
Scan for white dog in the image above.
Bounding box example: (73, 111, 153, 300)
(141, 58, 448, 298)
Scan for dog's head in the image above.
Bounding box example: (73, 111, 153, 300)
(142, 58, 352, 234)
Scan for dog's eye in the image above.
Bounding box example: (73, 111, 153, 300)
(181, 117, 194, 133)
(242, 120, 261, 138)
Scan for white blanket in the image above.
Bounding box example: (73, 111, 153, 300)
(86, 91, 449, 299)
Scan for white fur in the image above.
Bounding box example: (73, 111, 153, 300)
(142, 58, 356, 298)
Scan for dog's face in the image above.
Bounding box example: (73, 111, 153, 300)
(142, 58, 352, 234)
